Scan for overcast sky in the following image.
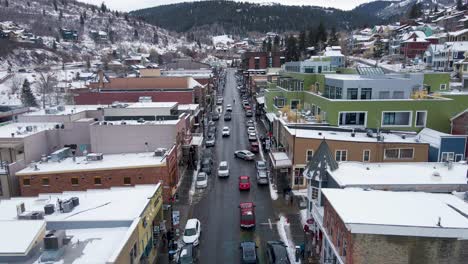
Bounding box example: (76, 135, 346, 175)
(77, 0, 377, 12)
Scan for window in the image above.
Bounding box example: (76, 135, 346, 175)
(384, 148, 414, 160)
(306, 149, 314, 162)
(455, 154, 464, 162)
(41, 177, 50, 186)
(294, 168, 305, 185)
(440, 84, 447, 90)
(335, 150, 347, 162)
(347, 88, 358, 100)
(94, 176, 102, 185)
(274, 97, 285, 108)
(311, 187, 319, 200)
(339, 112, 366, 126)
(379, 91, 390, 99)
(363, 150, 370, 162)
(464, 65, 468, 71)
(343, 241, 347, 257)
(23, 178, 31, 186)
(392, 91, 404, 99)
(415, 111, 427, 127)
(254, 58, 260, 69)
(71, 177, 79, 186)
(291, 99, 300, 110)
(441, 152, 455, 162)
(382, 111, 412, 127)
(360, 88, 372, 100)
(124, 177, 131, 185)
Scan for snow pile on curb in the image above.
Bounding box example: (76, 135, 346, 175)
(300, 209, 308, 227)
(277, 215, 301, 264)
(188, 163, 200, 205)
(269, 180, 279, 200)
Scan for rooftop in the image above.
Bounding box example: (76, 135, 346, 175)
(329, 162, 468, 187)
(16, 152, 168, 175)
(285, 127, 422, 144)
(127, 102, 178, 109)
(0, 185, 160, 263)
(322, 189, 468, 238)
(0, 122, 59, 138)
(24, 105, 105, 116)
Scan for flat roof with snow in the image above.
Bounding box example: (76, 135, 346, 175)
(0, 185, 161, 263)
(0, 122, 59, 139)
(127, 102, 178, 109)
(16, 152, 167, 175)
(329, 162, 468, 188)
(24, 105, 105, 116)
(322, 189, 468, 238)
(285, 126, 423, 144)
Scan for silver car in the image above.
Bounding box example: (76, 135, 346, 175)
(256, 170, 269, 185)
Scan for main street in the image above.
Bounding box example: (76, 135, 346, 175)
(189, 68, 280, 263)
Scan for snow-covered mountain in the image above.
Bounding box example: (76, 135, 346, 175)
(0, 0, 197, 70)
(376, 0, 458, 18)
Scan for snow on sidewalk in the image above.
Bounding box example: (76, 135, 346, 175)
(256, 119, 278, 201)
(277, 215, 301, 264)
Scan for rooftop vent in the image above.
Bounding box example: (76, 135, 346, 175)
(154, 148, 167, 157)
(366, 129, 374, 138)
(44, 230, 66, 251)
(86, 153, 103, 161)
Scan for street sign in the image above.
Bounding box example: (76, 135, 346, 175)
(172, 210, 180, 226)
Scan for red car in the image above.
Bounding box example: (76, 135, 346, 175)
(239, 176, 251, 191)
(239, 202, 256, 228)
(250, 142, 259, 153)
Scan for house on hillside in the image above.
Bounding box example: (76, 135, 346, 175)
(60, 28, 78, 41)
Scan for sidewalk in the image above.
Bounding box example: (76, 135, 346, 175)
(256, 114, 306, 263)
(156, 165, 195, 264)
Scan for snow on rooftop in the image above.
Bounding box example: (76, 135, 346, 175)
(178, 104, 199, 111)
(24, 105, 105, 116)
(127, 102, 178, 108)
(417, 128, 451, 148)
(16, 152, 167, 175)
(0, 122, 58, 138)
(0, 184, 160, 222)
(322, 189, 468, 238)
(330, 162, 468, 187)
(287, 127, 421, 144)
(0, 220, 45, 255)
(212, 35, 234, 45)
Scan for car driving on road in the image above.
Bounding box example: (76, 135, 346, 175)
(240, 241, 258, 264)
(218, 161, 229, 177)
(239, 202, 255, 228)
(256, 161, 267, 171)
(224, 112, 232, 121)
(222, 126, 230, 137)
(234, 150, 255, 160)
(239, 175, 251, 191)
(226, 104, 233, 112)
(248, 132, 257, 142)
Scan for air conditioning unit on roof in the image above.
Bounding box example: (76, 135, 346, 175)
(154, 148, 167, 157)
(86, 153, 103, 161)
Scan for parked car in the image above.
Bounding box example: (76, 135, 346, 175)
(240, 241, 258, 264)
(218, 161, 229, 177)
(178, 244, 196, 264)
(247, 126, 256, 135)
(226, 104, 233, 112)
(234, 150, 255, 160)
(196, 172, 208, 188)
(239, 175, 251, 191)
(183, 219, 201, 246)
(248, 132, 257, 142)
(256, 161, 267, 171)
(201, 158, 212, 174)
(256, 170, 268, 185)
(245, 110, 253, 117)
(239, 202, 255, 228)
(246, 120, 254, 127)
(206, 136, 216, 147)
(212, 113, 220, 121)
(224, 112, 232, 121)
(222, 126, 230, 137)
(266, 241, 290, 264)
(250, 142, 259, 153)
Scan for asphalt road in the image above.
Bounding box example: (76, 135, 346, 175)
(189, 68, 280, 263)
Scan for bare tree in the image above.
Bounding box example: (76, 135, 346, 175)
(9, 75, 23, 95)
(37, 71, 57, 108)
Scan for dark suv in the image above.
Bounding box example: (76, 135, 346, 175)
(178, 244, 196, 264)
(240, 241, 257, 263)
(266, 241, 290, 264)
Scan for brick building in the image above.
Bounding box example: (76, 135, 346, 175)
(308, 189, 468, 264)
(241, 51, 285, 71)
(16, 147, 178, 202)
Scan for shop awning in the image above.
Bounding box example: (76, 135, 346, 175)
(256, 96, 265, 105)
(269, 152, 292, 169)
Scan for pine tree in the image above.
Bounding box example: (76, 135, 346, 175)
(80, 14, 85, 25)
(42, 9, 46, 16)
(153, 31, 159, 44)
(52, 40, 57, 50)
(273, 35, 280, 51)
(408, 3, 422, 19)
(83, 11, 87, 20)
(133, 29, 139, 39)
(285, 35, 299, 61)
(329, 27, 339, 46)
(21, 80, 38, 107)
(59, 10, 63, 20)
(262, 39, 267, 52)
(124, 14, 129, 21)
(267, 37, 272, 52)
(53, 0, 58, 11)
(4, 0, 8, 8)
(298, 30, 307, 54)
(197, 40, 201, 49)
(434, 4, 438, 13)
(457, 0, 464, 11)
(101, 2, 107, 13)
(307, 28, 317, 47)
(317, 22, 327, 44)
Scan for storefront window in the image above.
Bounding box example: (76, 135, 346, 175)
(294, 168, 305, 185)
